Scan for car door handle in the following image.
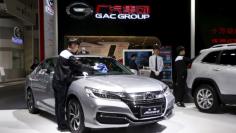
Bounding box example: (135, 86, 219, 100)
(213, 68, 221, 71)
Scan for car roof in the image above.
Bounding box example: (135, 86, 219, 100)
(200, 43, 236, 53)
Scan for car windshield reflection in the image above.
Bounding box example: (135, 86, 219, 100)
(74, 57, 133, 76)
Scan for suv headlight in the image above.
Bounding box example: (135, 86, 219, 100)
(162, 86, 171, 95)
(85, 87, 124, 99)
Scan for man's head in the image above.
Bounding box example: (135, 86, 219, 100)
(81, 47, 86, 51)
(176, 46, 185, 56)
(111, 55, 116, 59)
(131, 54, 137, 60)
(67, 38, 80, 53)
(153, 46, 161, 55)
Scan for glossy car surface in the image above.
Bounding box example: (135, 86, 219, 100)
(187, 44, 236, 113)
(25, 55, 175, 131)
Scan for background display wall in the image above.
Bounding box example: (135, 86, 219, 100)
(58, 0, 191, 57)
(123, 47, 173, 85)
(196, 0, 236, 53)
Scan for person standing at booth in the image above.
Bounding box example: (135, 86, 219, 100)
(79, 47, 90, 55)
(30, 57, 39, 71)
(52, 38, 84, 131)
(174, 46, 191, 107)
(129, 54, 139, 74)
(149, 46, 164, 80)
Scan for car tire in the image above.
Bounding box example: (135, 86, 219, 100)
(26, 89, 39, 114)
(194, 84, 220, 113)
(66, 98, 87, 133)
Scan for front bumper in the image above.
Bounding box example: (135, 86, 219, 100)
(80, 92, 175, 129)
(96, 106, 174, 126)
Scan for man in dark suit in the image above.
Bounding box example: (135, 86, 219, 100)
(53, 38, 87, 131)
(174, 46, 191, 107)
(129, 54, 139, 71)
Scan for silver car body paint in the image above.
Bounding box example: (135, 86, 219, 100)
(25, 55, 175, 128)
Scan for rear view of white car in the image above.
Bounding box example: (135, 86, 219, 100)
(187, 44, 236, 113)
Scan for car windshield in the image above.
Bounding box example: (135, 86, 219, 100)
(74, 57, 133, 76)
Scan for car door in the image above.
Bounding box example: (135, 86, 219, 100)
(29, 60, 50, 107)
(33, 60, 50, 106)
(216, 49, 236, 95)
(200, 50, 221, 81)
(39, 58, 56, 111)
(44, 58, 57, 109)
(30, 63, 44, 101)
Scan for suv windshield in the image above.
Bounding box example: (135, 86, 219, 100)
(74, 57, 133, 76)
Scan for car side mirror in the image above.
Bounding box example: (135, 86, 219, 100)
(50, 71, 55, 74)
(41, 68, 51, 74)
(46, 67, 54, 74)
(130, 69, 138, 75)
(39, 69, 47, 74)
(46, 69, 51, 74)
(82, 72, 88, 78)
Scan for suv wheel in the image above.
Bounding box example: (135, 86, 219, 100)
(194, 84, 220, 113)
(26, 89, 39, 114)
(66, 98, 86, 133)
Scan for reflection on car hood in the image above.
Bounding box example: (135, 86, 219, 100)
(80, 75, 165, 93)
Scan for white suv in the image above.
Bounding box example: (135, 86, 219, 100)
(187, 44, 236, 113)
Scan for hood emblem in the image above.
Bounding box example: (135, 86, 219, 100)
(145, 92, 155, 100)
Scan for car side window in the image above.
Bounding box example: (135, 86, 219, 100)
(202, 51, 220, 64)
(219, 50, 236, 66)
(44, 58, 56, 72)
(35, 63, 43, 73)
(42, 60, 50, 70)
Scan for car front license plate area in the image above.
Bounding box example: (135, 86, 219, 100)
(140, 106, 162, 117)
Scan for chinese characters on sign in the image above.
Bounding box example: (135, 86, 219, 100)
(211, 38, 236, 44)
(210, 27, 236, 44)
(210, 27, 236, 35)
(95, 5, 151, 20)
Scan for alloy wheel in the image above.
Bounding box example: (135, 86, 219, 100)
(196, 88, 214, 109)
(68, 100, 81, 131)
(27, 90, 34, 110)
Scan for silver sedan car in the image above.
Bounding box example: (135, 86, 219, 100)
(25, 55, 175, 133)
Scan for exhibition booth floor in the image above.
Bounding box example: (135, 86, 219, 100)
(0, 84, 236, 133)
(0, 104, 236, 133)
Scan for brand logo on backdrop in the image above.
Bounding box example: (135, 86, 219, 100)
(45, 0, 54, 15)
(12, 27, 23, 45)
(66, 3, 150, 20)
(66, 2, 94, 20)
(95, 5, 151, 20)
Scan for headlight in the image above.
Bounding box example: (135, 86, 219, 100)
(85, 87, 124, 99)
(162, 86, 171, 95)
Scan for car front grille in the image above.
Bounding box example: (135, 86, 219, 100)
(123, 91, 163, 101)
(121, 92, 166, 119)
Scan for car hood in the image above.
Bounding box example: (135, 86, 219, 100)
(79, 75, 166, 93)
